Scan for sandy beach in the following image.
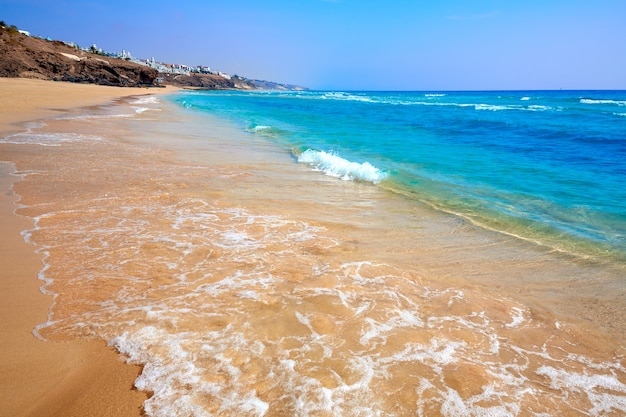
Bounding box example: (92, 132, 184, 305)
(2, 78, 624, 416)
(0, 79, 171, 417)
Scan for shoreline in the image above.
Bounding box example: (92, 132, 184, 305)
(0, 79, 175, 417)
(2, 79, 624, 415)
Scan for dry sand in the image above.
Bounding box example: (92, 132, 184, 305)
(0, 79, 174, 417)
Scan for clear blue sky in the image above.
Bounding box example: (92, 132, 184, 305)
(2, 0, 625, 90)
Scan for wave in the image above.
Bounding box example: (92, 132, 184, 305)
(246, 124, 288, 138)
(527, 105, 552, 111)
(130, 96, 162, 114)
(580, 99, 626, 106)
(130, 96, 160, 105)
(133, 106, 161, 114)
(474, 104, 512, 111)
(249, 125, 273, 133)
(308, 93, 552, 112)
(324, 98, 551, 112)
(320, 92, 376, 103)
(297, 149, 388, 184)
(473, 103, 551, 112)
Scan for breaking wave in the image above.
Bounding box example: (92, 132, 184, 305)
(297, 149, 388, 184)
(580, 99, 626, 106)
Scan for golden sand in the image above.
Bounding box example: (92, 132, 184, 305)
(0, 79, 174, 417)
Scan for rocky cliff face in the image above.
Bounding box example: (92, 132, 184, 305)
(0, 27, 158, 87)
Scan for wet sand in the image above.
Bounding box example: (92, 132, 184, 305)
(0, 79, 172, 417)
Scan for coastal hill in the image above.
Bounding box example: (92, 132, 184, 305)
(159, 73, 307, 91)
(0, 22, 306, 91)
(0, 24, 157, 87)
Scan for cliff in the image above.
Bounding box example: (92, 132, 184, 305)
(0, 26, 158, 87)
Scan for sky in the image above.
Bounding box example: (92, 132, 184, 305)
(2, 0, 626, 90)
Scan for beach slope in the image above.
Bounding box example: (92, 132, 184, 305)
(0, 79, 157, 417)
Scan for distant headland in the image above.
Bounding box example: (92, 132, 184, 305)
(0, 21, 307, 91)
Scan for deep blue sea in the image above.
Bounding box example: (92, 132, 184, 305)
(174, 90, 626, 264)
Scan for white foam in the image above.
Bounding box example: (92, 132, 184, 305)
(216, 230, 261, 249)
(385, 339, 465, 367)
(473, 104, 550, 112)
(239, 396, 269, 416)
(505, 307, 526, 328)
(24, 186, 626, 416)
(321, 92, 376, 103)
(251, 125, 272, 132)
(54, 113, 134, 121)
(131, 96, 160, 105)
(488, 333, 500, 355)
(399, 100, 551, 112)
(298, 149, 388, 184)
(447, 290, 464, 306)
(528, 105, 551, 111)
(536, 366, 626, 416)
(474, 104, 510, 111)
(127, 96, 162, 115)
(440, 388, 515, 417)
(359, 309, 425, 347)
(1, 132, 103, 146)
(580, 98, 626, 106)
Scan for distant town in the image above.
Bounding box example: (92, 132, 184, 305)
(69, 44, 235, 80)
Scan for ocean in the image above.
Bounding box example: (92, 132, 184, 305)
(176, 90, 626, 264)
(2, 90, 625, 416)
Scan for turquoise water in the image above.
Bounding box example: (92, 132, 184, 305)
(173, 90, 626, 263)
